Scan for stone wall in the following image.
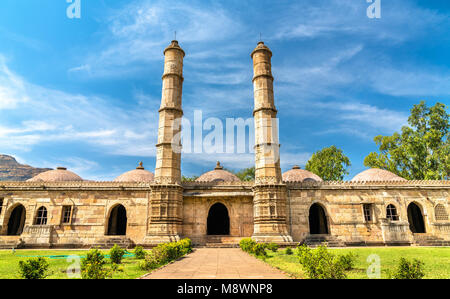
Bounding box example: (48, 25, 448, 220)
(0, 180, 448, 248)
(286, 181, 450, 245)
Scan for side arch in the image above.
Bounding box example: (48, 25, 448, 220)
(309, 202, 329, 235)
(6, 204, 26, 236)
(106, 204, 127, 236)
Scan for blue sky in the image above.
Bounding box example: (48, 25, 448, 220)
(0, 0, 449, 181)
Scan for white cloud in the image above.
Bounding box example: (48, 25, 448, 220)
(0, 58, 159, 156)
(70, 0, 245, 77)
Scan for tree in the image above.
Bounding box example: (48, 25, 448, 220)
(305, 146, 351, 181)
(364, 101, 449, 180)
(181, 175, 199, 182)
(234, 167, 255, 181)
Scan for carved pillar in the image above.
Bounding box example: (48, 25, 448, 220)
(251, 42, 292, 243)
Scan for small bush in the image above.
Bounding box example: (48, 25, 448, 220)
(337, 252, 357, 271)
(267, 243, 279, 252)
(138, 239, 193, 271)
(239, 238, 256, 253)
(18, 257, 49, 279)
(81, 248, 110, 279)
(253, 243, 268, 257)
(297, 245, 346, 279)
(391, 258, 425, 279)
(139, 252, 160, 271)
(109, 244, 126, 264)
(179, 238, 193, 254)
(285, 248, 293, 255)
(134, 246, 146, 259)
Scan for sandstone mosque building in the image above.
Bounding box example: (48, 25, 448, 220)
(0, 41, 449, 248)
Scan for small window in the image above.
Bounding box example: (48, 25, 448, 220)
(62, 206, 72, 224)
(0, 198, 3, 215)
(35, 206, 48, 225)
(435, 204, 448, 221)
(386, 204, 399, 221)
(363, 204, 373, 222)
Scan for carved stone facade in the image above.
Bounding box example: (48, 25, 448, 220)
(0, 180, 448, 248)
(0, 41, 448, 248)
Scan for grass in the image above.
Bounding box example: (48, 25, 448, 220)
(0, 249, 150, 279)
(260, 247, 450, 279)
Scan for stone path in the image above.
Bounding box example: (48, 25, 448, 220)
(141, 248, 290, 279)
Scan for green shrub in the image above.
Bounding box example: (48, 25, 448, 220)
(134, 246, 146, 259)
(297, 245, 346, 279)
(179, 238, 193, 254)
(391, 258, 425, 279)
(267, 243, 279, 252)
(239, 238, 256, 253)
(109, 244, 126, 264)
(81, 249, 110, 279)
(139, 252, 161, 271)
(138, 239, 193, 271)
(337, 252, 357, 271)
(18, 257, 49, 279)
(285, 247, 293, 255)
(253, 243, 268, 257)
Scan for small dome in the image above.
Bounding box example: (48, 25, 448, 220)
(196, 162, 241, 183)
(283, 165, 323, 182)
(351, 168, 406, 182)
(27, 167, 83, 182)
(114, 162, 154, 183)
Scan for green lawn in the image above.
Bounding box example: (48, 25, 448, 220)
(0, 249, 150, 279)
(261, 247, 450, 279)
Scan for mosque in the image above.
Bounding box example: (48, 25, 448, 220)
(0, 41, 448, 248)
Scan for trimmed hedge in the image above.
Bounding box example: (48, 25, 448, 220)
(139, 238, 193, 271)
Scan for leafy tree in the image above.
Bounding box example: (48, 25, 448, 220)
(364, 101, 449, 180)
(305, 146, 351, 181)
(181, 175, 199, 182)
(234, 167, 255, 181)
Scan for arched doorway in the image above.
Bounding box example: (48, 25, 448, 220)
(309, 203, 329, 234)
(107, 205, 127, 236)
(407, 203, 426, 233)
(7, 205, 26, 236)
(207, 203, 230, 235)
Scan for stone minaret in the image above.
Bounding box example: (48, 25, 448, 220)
(251, 41, 293, 243)
(146, 40, 185, 244)
(154, 40, 185, 184)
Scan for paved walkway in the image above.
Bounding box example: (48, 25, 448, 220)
(141, 248, 290, 279)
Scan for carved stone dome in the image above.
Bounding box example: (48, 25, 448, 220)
(195, 162, 241, 183)
(351, 168, 407, 182)
(27, 167, 83, 182)
(114, 162, 154, 183)
(282, 166, 323, 182)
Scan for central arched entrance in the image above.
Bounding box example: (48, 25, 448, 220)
(107, 205, 127, 236)
(7, 205, 26, 236)
(407, 202, 426, 233)
(207, 203, 230, 235)
(309, 203, 329, 234)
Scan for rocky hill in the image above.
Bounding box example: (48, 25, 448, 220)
(0, 155, 52, 181)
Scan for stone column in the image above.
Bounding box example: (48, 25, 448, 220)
(251, 41, 292, 243)
(145, 41, 185, 244)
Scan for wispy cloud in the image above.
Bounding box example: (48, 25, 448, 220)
(0, 58, 159, 156)
(70, 0, 245, 78)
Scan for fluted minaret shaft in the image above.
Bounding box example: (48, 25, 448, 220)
(252, 42, 282, 185)
(251, 42, 292, 243)
(154, 40, 185, 185)
(145, 41, 185, 245)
